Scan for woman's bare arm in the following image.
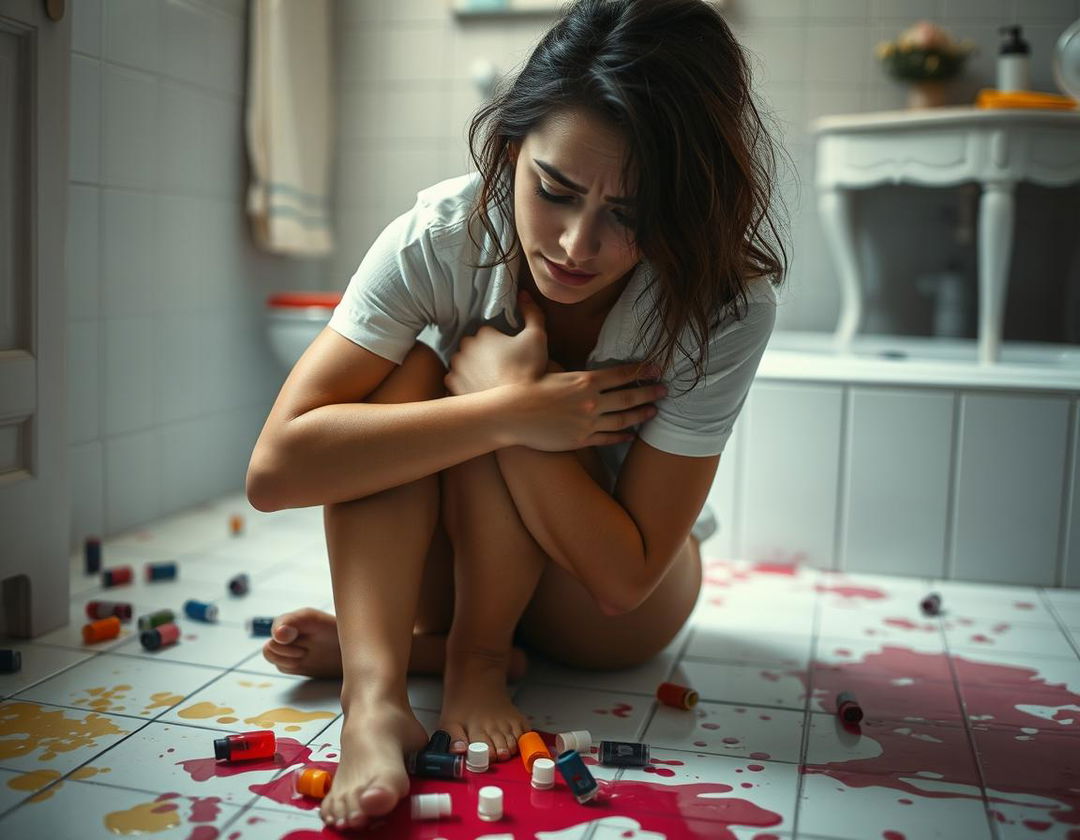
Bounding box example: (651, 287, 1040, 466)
(496, 441, 718, 615)
(246, 328, 517, 511)
(246, 327, 653, 511)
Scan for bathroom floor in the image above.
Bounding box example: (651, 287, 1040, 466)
(1, 494, 1079, 840)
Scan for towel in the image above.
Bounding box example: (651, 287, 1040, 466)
(245, 0, 335, 256)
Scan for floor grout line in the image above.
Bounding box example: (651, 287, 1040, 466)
(939, 601, 1000, 840)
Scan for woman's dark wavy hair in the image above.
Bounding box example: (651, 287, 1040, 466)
(467, 0, 791, 390)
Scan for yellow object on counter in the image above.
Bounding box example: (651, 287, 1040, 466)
(976, 88, 1078, 110)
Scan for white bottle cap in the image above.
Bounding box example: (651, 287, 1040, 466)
(477, 785, 503, 821)
(205, 603, 219, 622)
(467, 741, 490, 772)
(555, 729, 591, 754)
(410, 792, 451, 820)
(531, 757, 555, 789)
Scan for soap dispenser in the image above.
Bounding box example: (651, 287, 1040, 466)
(998, 25, 1030, 92)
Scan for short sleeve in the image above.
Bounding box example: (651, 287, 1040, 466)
(327, 207, 445, 365)
(637, 293, 776, 458)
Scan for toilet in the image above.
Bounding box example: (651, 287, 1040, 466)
(265, 291, 343, 372)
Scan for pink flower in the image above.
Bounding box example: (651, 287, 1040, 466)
(898, 20, 953, 51)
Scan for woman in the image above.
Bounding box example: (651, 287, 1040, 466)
(246, 0, 788, 830)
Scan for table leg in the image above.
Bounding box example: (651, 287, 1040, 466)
(977, 180, 1015, 365)
(819, 188, 862, 350)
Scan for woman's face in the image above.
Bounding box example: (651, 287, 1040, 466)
(511, 109, 640, 311)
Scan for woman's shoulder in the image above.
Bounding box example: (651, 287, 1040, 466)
(411, 173, 483, 239)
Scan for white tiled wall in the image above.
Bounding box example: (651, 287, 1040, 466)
(67, 0, 330, 543)
(330, 0, 1080, 342)
(66, 0, 1080, 545)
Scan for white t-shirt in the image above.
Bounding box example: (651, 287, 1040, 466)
(329, 173, 777, 527)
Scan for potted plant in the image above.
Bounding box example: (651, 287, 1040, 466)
(876, 21, 976, 108)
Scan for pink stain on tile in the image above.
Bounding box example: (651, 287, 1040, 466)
(815, 583, 887, 600)
(1014, 602, 1036, 610)
(270, 772, 784, 840)
(592, 702, 634, 718)
(799, 646, 1080, 832)
(992, 622, 1010, 634)
(176, 727, 789, 838)
(751, 561, 799, 576)
(883, 618, 937, 633)
(971, 634, 993, 644)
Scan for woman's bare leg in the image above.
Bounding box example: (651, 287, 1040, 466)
(261, 606, 528, 679)
(436, 451, 551, 760)
(314, 344, 444, 832)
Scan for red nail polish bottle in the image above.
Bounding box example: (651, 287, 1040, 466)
(214, 730, 276, 762)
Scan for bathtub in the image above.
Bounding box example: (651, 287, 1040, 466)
(705, 331, 1080, 588)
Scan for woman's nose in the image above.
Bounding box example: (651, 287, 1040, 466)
(559, 215, 601, 263)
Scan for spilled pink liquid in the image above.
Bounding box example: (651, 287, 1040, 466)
(153, 561, 1080, 837)
(174, 733, 782, 839)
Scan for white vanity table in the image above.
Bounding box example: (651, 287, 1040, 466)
(812, 107, 1080, 363)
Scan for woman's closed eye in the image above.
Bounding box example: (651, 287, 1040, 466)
(535, 182, 635, 229)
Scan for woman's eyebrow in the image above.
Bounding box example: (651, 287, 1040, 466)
(533, 159, 633, 205)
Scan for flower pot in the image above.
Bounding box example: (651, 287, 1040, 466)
(907, 80, 949, 108)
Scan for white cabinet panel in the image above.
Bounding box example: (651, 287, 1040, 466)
(1065, 400, 1080, 588)
(952, 392, 1070, 585)
(705, 421, 741, 561)
(738, 382, 843, 569)
(841, 388, 954, 579)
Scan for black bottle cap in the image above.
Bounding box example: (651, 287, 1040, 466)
(426, 730, 452, 753)
(999, 25, 1029, 55)
(0, 649, 21, 673)
(213, 737, 230, 760)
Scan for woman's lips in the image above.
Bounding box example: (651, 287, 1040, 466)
(542, 256, 596, 286)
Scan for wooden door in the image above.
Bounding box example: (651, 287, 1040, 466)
(0, 0, 70, 637)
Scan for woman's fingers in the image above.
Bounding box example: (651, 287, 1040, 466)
(598, 383, 665, 415)
(593, 361, 661, 391)
(518, 290, 546, 330)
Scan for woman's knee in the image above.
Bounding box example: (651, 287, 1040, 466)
(366, 342, 447, 405)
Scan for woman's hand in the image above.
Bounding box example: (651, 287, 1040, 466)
(503, 361, 667, 452)
(444, 290, 549, 396)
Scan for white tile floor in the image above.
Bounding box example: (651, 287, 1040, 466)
(2, 492, 1080, 839)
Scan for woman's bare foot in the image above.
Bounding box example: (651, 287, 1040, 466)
(438, 645, 530, 762)
(321, 695, 429, 831)
(263, 608, 528, 680)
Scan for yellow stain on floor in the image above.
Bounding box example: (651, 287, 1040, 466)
(7, 765, 111, 803)
(0, 703, 129, 761)
(7, 768, 62, 799)
(71, 765, 110, 780)
(243, 708, 336, 730)
(104, 798, 181, 835)
(140, 691, 185, 716)
(73, 684, 132, 714)
(238, 681, 272, 688)
(177, 701, 234, 720)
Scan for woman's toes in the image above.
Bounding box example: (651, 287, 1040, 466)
(359, 786, 397, 817)
(264, 640, 303, 660)
(444, 726, 469, 754)
(492, 735, 512, 761)
(271, 620, 298, 644)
